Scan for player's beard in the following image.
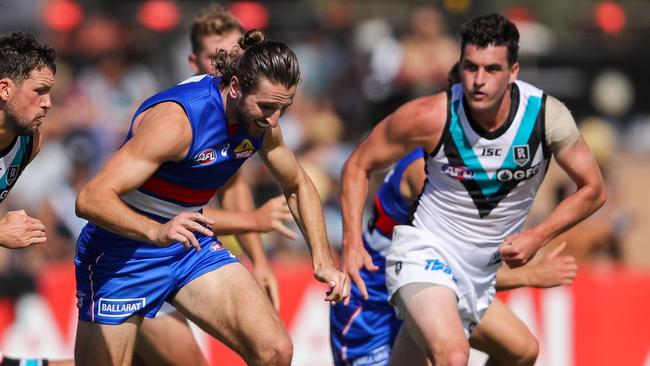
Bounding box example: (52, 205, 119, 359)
(4, 103, 38, 136)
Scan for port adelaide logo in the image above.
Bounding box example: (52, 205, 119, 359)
(513, 145, 530, 167)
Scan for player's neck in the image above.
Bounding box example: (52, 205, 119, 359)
(0, 117, 18, 150)
(469, 87, 512, 132)
(220, 88, 238, 126)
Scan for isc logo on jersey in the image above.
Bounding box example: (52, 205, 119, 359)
(442, 164, 475, 180)
(234, 139, 255, 159)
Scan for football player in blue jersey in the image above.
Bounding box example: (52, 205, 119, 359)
(133, 6, 294, 365)
(73, 29, 349, 366)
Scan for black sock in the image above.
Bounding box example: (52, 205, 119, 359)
(0, 356, 49, 366)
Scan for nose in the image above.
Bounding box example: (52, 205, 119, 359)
(41, 93, 52, 109)
(474, 69, 487, 87)
(266, 110, 281, 127)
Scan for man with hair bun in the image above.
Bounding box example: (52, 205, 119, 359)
(73, 28, 350, 366)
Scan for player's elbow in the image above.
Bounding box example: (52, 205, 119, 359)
(341, 155, 364, 182)
(588, 178, 608, 212)
(75, 184, 100, 220)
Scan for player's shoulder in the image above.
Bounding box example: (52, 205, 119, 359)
(390, 92, 448, 134)
(132, 101, 191, 141)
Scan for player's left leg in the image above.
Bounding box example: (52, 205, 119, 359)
(469, 298, 538, 366)
(171, 262, 292, 366)
(132, 309, 209, 366)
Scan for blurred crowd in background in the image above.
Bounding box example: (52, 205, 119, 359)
(1, 0, 649, 300)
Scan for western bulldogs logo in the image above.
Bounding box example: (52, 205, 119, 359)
(234, 139, 255, 159)
(194, 148, 217, 165)
(513, 145, 530, 167)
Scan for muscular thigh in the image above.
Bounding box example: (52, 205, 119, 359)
(469, 298, 536, 360)
(75, 317, 141, 366)
(135, 310, 208, 366)
(171, 262, 287, 356)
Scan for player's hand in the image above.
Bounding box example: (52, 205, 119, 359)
(252, 261, 281, 311)
(153, 212, 215, 251)
(529, 241, 577, 288)
(314, 264, 350, 305)
(0, 210, 47, 249)
(498, 230, 544, 268)
(342, 237, 378, 301)
(252, 196, 298, 240)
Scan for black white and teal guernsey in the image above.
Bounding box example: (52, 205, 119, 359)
(0, 135, 33, 204)
(410, 80, 551, 278)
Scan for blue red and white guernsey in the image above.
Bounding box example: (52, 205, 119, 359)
(0, 135, 33, 204)
(75, 75, 260, 324)
(329, 148, 424, 366)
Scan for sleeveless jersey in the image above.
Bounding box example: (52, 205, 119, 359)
(120, 74, 264, 221)
(0, 135, 33, 203)
(364, 148, 425, 256)
(410, 80, 551, 282)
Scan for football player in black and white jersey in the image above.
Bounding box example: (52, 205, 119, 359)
(341, 14, 605, 366)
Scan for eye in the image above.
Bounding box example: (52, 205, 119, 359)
(462, 63, 477, 72)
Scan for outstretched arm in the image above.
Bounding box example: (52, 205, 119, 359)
(216, 172, 295, 310)
(341, 94, 446, 299)
(259, 126, 350, 304)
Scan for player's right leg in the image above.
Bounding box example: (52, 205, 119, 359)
(469, 298, 538, 366)
(390, 284, 469, 366)
(74, 227, 185, 366)
(171, 262, 292, 366)
(74, 317, 141, 365)
(133, 307, 209, 366)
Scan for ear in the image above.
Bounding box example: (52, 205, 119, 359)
(509, 62, 520, 84)
(0, 78, 13, 102)
(228, 76, 241, 99)
(188, 53, 200, 75)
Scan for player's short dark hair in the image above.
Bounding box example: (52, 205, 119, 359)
(460, 14, 519, 66)
(213, 29, 300, 94)
(190, 4, 244, 54)
(0, 32, 56, 83)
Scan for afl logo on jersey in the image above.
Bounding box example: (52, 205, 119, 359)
(234, 138, 255, 159)
(442, 164, 475, 180)
(194, 148, 217, 165)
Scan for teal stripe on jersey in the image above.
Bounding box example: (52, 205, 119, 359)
(502, 95, 542, 170)
(449, 95, 542, 198)
(449, 100, 500, 196)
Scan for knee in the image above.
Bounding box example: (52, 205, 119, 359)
(250, 333, 293, 366)
(433, 341, 469, 366)
(513, 336, 539, 365)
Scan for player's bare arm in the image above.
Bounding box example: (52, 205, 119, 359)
(496, 241, 577, 290)
(340, 93, 447, 299)
(260, 124, 350, 304)
(75, 102, 215, 251)
(499, 136, 607, 267)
